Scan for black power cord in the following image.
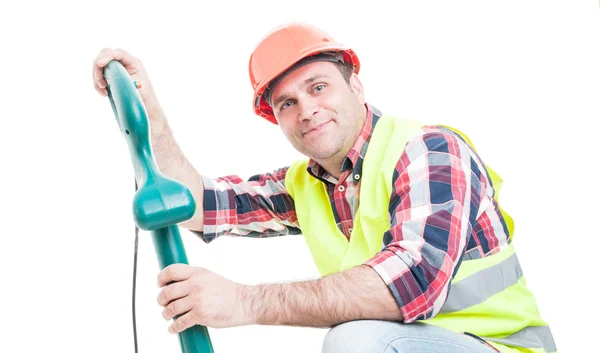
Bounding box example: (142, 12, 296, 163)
(133, 179, 139, 353)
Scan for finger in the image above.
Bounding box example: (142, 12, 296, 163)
(157, 264, 194, 288)
(93, 48, 112, 66)
(93, 82, 108, 97)
(169, 311, 196, 334)
(95, 48, 117, 67)
(94, 48, 141, 89)
(162, 295, 195, 321)
(93, 48, 126, 81)
(96, 48, 135, 68)
(157, 280, 189, 307)
(91, 71, 107, 96)
(93, 48, 113, 70)
(93, 63, 107, 86)
(92, 57, 108, 91)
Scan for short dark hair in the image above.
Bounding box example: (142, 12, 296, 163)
(334, 61, 354, 84)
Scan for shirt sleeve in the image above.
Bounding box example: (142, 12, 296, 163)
(363, 126, 488, 323)
(190, 167, 301, 243)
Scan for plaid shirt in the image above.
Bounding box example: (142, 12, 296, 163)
(193, 103, 511, 323)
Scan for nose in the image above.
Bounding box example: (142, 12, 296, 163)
(297, 95, 319, 122)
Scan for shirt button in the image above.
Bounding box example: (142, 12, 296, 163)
(348, 228, 353, 234)
(338, 185, 345, 192)
(354, 174, 360, 180)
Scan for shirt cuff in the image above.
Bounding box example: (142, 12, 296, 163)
(363, 251, 431, 323)
(188, 175, 223, 244)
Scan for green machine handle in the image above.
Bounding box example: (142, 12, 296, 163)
(103, 60, 214, 353)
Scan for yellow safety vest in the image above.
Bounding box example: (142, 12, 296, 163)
(286, 115, 556, 353)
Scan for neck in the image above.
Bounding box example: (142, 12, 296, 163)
(316, 156, 345, 179)
(316, 104, 368, 179)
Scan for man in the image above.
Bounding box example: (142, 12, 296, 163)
(92, 22, 556, 353)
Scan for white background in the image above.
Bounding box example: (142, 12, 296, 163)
(1, 1, 598, 352)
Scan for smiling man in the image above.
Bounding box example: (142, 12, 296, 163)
(93, 22, 557, 353)
(268, 60, 366, 178)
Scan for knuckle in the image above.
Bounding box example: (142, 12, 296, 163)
(166, 302, 177, 318)
(98, 48, 112, 59)
(165, 264, 176, 275)
(165, 267, 176, 280)
(191, 302, 204, 318)
(115, 48, 128, 56)
(190, 282, 202, 293)
(174, 316, 186, 329)
(160, 286, 172, 303)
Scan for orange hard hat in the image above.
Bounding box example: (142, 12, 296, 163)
(249, 22, 360, 124)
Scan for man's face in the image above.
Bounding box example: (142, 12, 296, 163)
(270, 61, 366, 167)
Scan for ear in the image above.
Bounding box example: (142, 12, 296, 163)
(349, 73, 365, 103)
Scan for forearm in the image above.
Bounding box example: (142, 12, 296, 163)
(143, 91, 205, 231)
(242, 265, 402, 328)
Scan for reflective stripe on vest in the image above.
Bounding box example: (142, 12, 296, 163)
(286, 115, 556, 353)
(441, 246, 522, 313)
(435, 242, 556, 352)
(483, 325, 557, 353)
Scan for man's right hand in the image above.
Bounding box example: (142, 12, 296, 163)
(92, 48, 158, 105)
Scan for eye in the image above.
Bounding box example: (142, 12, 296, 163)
(314, 84, 326, 92)
(280, 101, 294, 110)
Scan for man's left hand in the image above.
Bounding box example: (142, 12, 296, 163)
(156, 264, 253, 333)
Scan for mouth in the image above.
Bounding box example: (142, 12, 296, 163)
(303, 120, 332, 137)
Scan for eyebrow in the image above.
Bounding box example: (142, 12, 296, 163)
(272, 73, 330, 108)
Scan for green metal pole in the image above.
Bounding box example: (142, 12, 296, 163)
(104, 60, 214, 353)
(151, 227, 214, 353)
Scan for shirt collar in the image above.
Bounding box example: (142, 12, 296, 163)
(307, 103, 382, 184)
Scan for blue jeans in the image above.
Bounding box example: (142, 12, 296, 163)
(322, 320, 499, 353)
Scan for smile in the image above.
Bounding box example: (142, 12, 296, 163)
(303, 120, 332, 136)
